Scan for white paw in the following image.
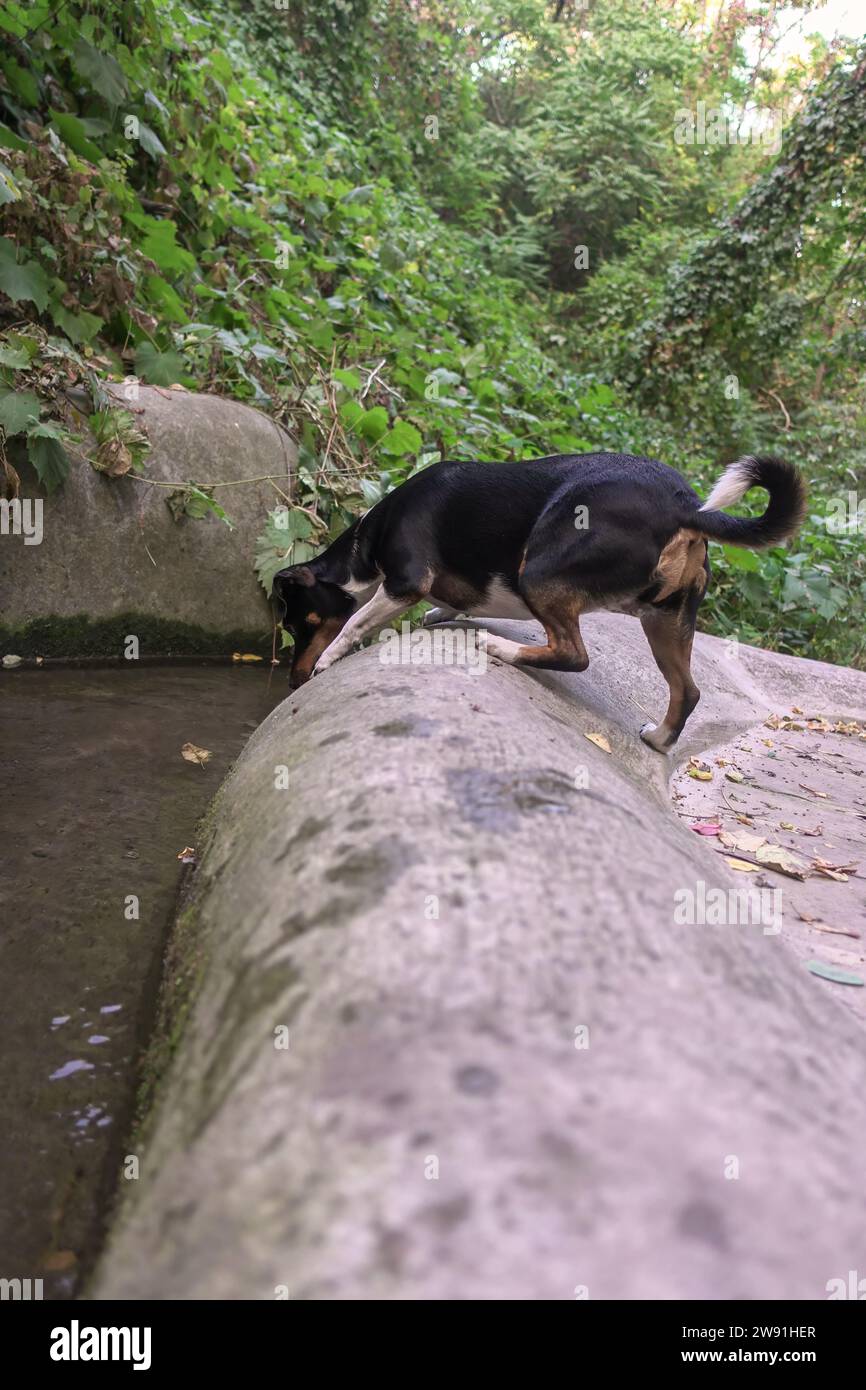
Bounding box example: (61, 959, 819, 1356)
(312, 649, 340, 678)
(483, 635, 519, 664)
(639, 721, 669, 753)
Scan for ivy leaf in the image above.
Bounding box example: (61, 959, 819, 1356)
(72, 39, 128, 107)
(27, 425, 70, 493)
(0, 387, 41, 436)
(0, 238, 49, 312)
(379, 418, 422, 457)
(134, 342, 187, 386)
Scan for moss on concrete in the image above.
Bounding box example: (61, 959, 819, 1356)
(132, 899, 207, 1143)
(0, 612, 270, 658)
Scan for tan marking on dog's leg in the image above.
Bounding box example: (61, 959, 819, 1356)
(485, 587, 590, 672)
(639, 607, 700, 752)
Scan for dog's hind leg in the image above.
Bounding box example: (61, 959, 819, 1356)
(483, 581, 591, 672)
(638, 600, 700, 752)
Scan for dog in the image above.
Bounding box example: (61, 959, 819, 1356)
(272, 451, 806, 751)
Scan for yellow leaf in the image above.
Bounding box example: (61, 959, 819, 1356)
(725, 857, 760, 873)
(584, 732, 611, 754)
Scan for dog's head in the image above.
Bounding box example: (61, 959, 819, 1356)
(272, 565, 354, 688)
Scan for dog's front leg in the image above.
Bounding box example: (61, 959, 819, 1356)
(312, 584, 412, 676)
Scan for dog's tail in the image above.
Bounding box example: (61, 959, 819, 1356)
(693, 454, 807, 549)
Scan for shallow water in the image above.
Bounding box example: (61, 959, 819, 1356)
(0, 665, 285, 1298)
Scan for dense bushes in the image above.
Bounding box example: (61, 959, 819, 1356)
(0, 0, 863, 665)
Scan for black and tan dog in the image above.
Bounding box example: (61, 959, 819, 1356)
(273, 452, 805, 751)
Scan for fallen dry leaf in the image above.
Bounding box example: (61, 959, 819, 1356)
(754, 843, 810, 879)
(181, 742, 211, 767)
(687, 757, 713, 781)
(725, 768, 745, 783)
(720, 830, 767, 855)
(725, 856, 761, 873)
(809, 921, 861, 939)
(811, 857, 858, 883)
(584, 732, 611, 754)
(690, 821, 722, 836)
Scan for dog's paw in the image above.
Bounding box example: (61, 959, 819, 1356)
(312, 650, 339, 678)
(639, 721, 671, 754)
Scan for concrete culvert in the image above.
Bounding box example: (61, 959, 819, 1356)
(92, 613, 866, 1300)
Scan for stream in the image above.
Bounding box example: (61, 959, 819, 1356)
(0, 664, 284, 1298)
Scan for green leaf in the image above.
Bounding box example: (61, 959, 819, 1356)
(721, 544, 761, 573)
(0, 342, 31, 369)
(139, 220, 196, 274)
(0, 387, 41, 436)
(0, 57, 38, 107)
(0, 238, 49, 312)
(379, 418, 422, 457)
(254, 507, 318, 594)
(137, 122, 167, 159)
(134, 342, 187, 386)
(0, 160, 20, 204)
(342, 184, 376, 204)
(167, 484, 234, 528)
(0, 121, 28, 153)
(72, 39, 128, 107)
(50, 302, 104, 345)
(333, 368, 361, 391)
(27, 428, 69, 493)
(357, 406, 389, 443)
(49, 110, 103, 162)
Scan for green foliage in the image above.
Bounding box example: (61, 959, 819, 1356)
(0, 0, 862, 666)
(88, 406, 150, 477)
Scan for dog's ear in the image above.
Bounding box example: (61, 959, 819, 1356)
(273, 564, 316, 593)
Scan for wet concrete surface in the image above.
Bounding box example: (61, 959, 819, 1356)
(0, 665, 285, 1297)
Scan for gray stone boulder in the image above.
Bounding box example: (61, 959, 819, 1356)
(92, 613, 866, 1300)
(1, 385, 295, 653)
